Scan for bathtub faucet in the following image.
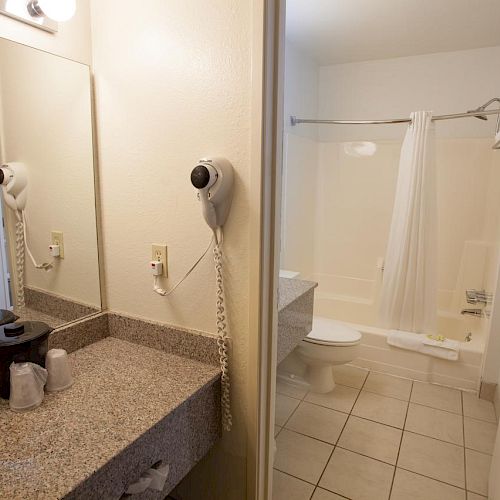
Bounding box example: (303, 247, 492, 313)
(460, 308, 484, 318)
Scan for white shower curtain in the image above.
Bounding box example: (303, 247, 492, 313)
(379, 111, 437, 334)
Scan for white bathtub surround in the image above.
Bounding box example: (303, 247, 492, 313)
(379, 111, 438, 334)
(387, 330, 460, 361)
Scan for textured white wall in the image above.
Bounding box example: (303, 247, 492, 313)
(0, 39, 100, 307)
(284, 41, 319, 140)
(318, 46, 500, 142)
(90, 1, 252, 498)
(282, 45, 500, 319)
(281, 42, 319, 277)
(0, 0, 92, 65)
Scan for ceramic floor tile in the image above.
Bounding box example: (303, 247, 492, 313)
(467, 493, 487, 500)
(305, 384, 360, 414)
(319, 447, 394, 500)
(275, 393, 300, 426)
(276, 378, 308, 400)
(390, 468, 466, 500)
(363, 372, 412, 400)
(311, 488, 346, 500)
(465, 449, 491, 496)
(286, 401, 348, 444)
(463, 392, 497, 423)
(352, 391, 408, 428)
(274, 429, 333, 484)
(398, 432, 465, 487)
(464, 417, 497, 454)
(411, 381, 462, 414)
(337, 415, 402, 464)
(332, 364, 369, 389)
(272, 469, 315, 500)
(405, 403, 463, 445)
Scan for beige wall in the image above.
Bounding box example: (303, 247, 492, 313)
(90, 1, 254, 498)
(0, 39, 100, 307)
(0, 2, 260, 497)
(0, 0, 92, 64)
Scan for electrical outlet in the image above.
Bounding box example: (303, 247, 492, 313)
(51, 231, 64, 259)
(152, 244, 167, 277)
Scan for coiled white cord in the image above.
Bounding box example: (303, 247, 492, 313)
(153, 231, 233, 431)
(213, 243, 232, 431)
(15, 217, 25, 309)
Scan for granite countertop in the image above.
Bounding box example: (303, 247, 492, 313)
(278, 277, 317, 312)
(14, 306, 67, 328)
(0, 337, 220, 499)
(277, 277, 317, 364)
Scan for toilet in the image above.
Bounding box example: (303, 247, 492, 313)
(295, 316, 362, 393)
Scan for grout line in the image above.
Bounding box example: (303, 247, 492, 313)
(334, 444, 397, 467)
(388, 379, 413, 498)
(462, 391, 468, 493)
(280, 396, 303, 429)
(276, 371, 484, 499)
(395, 466, 467, 491)
(272, 468, 317, 487)
(311, 368, 370, 496)
(402, 429, 464, 449)
(362, 386, 412, 403)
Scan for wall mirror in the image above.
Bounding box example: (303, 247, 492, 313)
(0, 37, 101, 328)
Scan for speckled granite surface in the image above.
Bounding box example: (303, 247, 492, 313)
(14, 286, 101, 329)
(278, 277, 317, 312)
(108, 313, 219, 366)
(0, 337, 221, 500)
(14, 306, 67, 328)
(48, 313, 108, 353)
(277, 277, 317, 364)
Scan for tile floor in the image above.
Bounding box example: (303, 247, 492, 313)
(273, 366, 497, 500)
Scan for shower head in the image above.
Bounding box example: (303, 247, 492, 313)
(467, 98, 500, 149)
(469, 98, 500, 121)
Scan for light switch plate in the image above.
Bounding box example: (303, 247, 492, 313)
(51, 231, 64, 259)
(152, 244, 168, 277)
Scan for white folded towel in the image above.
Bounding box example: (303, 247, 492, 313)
(387, 330, 459, 361)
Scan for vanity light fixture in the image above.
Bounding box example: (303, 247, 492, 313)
(27, 0, 76, 22)
(0, 0, 76, 33)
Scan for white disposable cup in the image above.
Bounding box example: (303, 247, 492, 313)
(45, 349, 73, 392)
(9, 363, 46, 412)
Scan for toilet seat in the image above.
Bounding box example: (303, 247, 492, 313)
(304, 317, 362, 347)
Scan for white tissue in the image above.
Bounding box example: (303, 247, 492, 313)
(125, 462, 170, 494)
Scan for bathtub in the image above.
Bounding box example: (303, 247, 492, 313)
(314, 291, 484, 391)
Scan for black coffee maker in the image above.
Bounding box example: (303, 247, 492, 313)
(0, 320, 53, 399)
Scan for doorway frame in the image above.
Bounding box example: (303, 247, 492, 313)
(247, 0, 286, 498)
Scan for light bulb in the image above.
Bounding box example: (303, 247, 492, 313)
(29, 0, 76, 22)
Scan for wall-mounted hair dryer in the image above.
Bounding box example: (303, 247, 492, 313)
(0, 163, 28, 213)
(154, 157, 235, 430)
(190, 157, 234, 244)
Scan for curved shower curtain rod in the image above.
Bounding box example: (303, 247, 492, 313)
(290, 106, 500, 126)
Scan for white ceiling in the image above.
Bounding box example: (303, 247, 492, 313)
(286, 0, 500, 65)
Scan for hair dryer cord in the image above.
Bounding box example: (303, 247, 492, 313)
(213, 243, 232, 431)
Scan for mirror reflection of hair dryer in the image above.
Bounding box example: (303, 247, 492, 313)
(0, 163, 55, 309)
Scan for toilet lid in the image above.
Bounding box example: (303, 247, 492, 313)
(305, 317, 362, 346)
